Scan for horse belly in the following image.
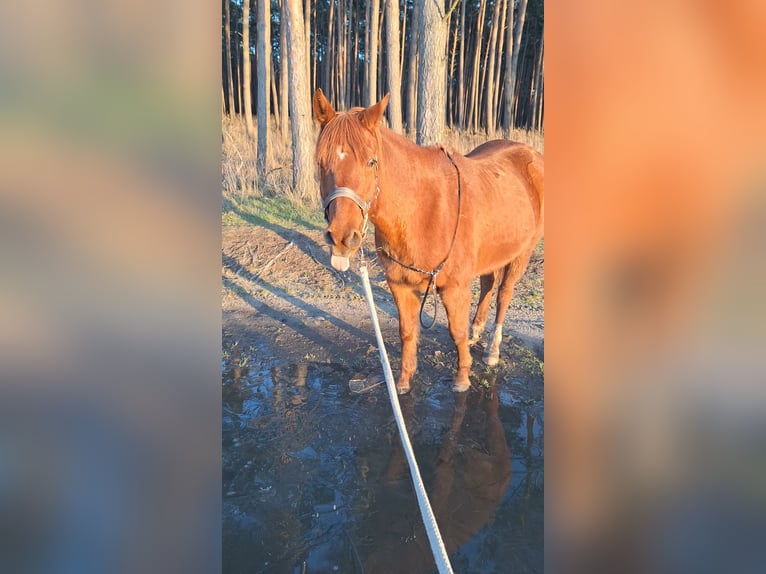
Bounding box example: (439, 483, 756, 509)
(473, 202, 537, 275)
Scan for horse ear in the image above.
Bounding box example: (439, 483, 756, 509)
(359, 93, 390, 131)
(313, 88, 335, 126)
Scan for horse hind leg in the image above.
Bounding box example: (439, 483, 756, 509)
(485, 251, 533, 366)
(469, 272, 496, 345)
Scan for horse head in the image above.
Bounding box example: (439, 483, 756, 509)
(313, 88, 389, 271)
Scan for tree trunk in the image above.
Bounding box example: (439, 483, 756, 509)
(324, 0, 335, 96)
(502, 0, 513, 135)
(256, 0, 271, 174)
(399, 0, 407, 83)
(305, 0, 311, 92)
(312, 2, 318, 90)
(484, 0, 502, 136)
(364, 2, 370, 104)
(223, 0, 235, 116)
(284, 0, 315, 201)
(234, 32, 242, 114)
(352, 10, 360, 103)
(279, 0, 289, 140)
(467, 0, 487, 132)
(350, 5, 355, 104)
(271, 60, 280, 130)
(242, 0, 255, 139)
(447, 10, 459, 128)
(405, 1, 419, 135)
(377, 15, 385, 103)
(384, 0, 403, 132)
(367, 0, 380, 107)
(358, 13, 364, 103)
(416, 0, 447, 145)
(478, 13, 492, 130)
(457, 0, 466, 129)
(339, 1, 348, 107)
(534, 27, 544, 131)
(514, 28, 532, 125)
(492, 0, 508, 133)
(504, 0, 528, 135)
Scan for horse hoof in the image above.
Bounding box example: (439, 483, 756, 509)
(484, 354, 500, 366)
(396, 384, 412, 395)
(452, 372, 471, 392)
(452, 380, 471, 393)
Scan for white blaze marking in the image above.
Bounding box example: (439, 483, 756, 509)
(336, 146, 347, 160)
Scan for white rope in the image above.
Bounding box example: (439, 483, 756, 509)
(359, 262, 454, 574)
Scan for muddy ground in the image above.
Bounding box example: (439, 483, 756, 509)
(221, 223, 544, 573)
(222, 224, 544, 389)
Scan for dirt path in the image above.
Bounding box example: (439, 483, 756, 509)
(222, 224, 544, 392)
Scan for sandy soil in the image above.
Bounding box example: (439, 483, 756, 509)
(222, 224, 544, 391)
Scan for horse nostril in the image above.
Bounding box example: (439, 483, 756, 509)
(344, 230, 362, 249)
(324, 230, 334, 245)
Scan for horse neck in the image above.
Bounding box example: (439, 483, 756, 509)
(373, 128, 448, 228)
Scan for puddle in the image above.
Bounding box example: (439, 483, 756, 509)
(222, 347, 543, 573)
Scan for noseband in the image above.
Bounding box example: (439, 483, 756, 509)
(321, 187, 371, 216)
(322, 157, 380, 234)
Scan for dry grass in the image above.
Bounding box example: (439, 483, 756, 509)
(221, 113, 544, 210)
(221, 115, 257, 198)
(443, 126, 544, 155)
(221, 115, 294, 201)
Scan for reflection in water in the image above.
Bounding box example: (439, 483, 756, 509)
(222, 357, 543, 573)
(364, 388, 511, 574)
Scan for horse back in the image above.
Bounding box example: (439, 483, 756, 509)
(466, 140, 544, 232)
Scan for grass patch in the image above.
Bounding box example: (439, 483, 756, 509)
(508, 343, 544, 381)
(222, 195, 325, 231)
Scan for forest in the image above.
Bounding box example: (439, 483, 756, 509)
(222, 0, 544, 203)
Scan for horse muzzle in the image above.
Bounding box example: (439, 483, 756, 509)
(324, 228, 362, 271)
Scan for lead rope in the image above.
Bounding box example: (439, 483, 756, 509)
(358, 258, 455, 574)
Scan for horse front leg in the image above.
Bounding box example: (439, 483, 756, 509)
(439, 284, 473, 392)
(389, 282, 422, 394)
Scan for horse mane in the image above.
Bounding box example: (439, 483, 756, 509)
(315, 110, 379, 169)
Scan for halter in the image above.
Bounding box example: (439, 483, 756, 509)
(322, 157, 380, 235)
(322, 148, 462, 330)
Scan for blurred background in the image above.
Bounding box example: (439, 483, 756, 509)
(0, 1, 221, 573)
(546, 1, 766, 572)
(0, 0, 764, 573)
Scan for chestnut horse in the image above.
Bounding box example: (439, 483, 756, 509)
(313, 88, 544, 393)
